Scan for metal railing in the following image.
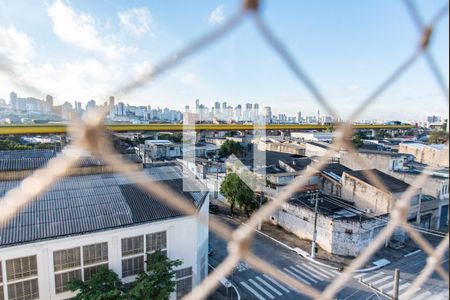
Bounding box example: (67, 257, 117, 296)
(0, 0, 449, 299)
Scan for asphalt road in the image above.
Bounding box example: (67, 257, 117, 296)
(208, 216, 449, 300)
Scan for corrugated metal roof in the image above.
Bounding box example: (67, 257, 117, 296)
(0, 165, 207, 248)
(0, 152, 142, 172)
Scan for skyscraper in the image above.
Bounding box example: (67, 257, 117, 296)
(298, 111, 302, 124)
(45, 95, 54, 112)
(109, 96, 115, 119)
(10, 92, 17, 110)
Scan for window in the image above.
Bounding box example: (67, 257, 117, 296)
(7, 279, 39, 300)
(55, 270, 81, 294)
(345, 229, 353, 235)
(53, 244, 109, 294)
(83, 243, 108, 266)
(303, 217, 309, 222)
(122, 236, 144, 257)
(53, 248, 81, 272)
(200, 255, 207, 281)
(146, 232, 167, 253)
(84, 264, 108, 281)
(6, 256, 38, 282)
(122, 257, 144, 278)
(0, 261, 3, 300)
(176, 267, 193, 300)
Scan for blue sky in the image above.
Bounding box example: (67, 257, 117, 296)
(0, 0, 448, 120)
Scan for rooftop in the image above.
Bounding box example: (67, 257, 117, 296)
(288, 193, 373, 221)
(0, 163, 207, 247)
(0, 152, 142, 172)
(344, 169, 411, 193)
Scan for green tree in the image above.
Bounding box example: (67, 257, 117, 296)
(68, 267, 126, 300)
(219, 140, 244, 157)
(220, 173, 256, 217)
(351, 131, 368, 148)
(429, 129, 449, 144)
(128, 251, 182, 300)
(0, 139, 32, 150)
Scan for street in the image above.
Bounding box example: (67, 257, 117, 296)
(209, 215, 449, 300)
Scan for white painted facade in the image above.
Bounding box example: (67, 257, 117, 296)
(0, 202, 209, 300)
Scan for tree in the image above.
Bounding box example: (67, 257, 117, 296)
(351, 131, 368, 148)
(220, 173, 256, 217)
(219, 140, 244, 157)
(0, 139, 32, 150)
(128, 251, 182, 300)
(429, 129, 449, 144)
(68, 267, 126, 300)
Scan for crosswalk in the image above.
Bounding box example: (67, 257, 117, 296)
(239, 262, 339, 299)
(355, 271, 436, 300)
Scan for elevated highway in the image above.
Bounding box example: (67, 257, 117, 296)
(0, 124, 413, 135)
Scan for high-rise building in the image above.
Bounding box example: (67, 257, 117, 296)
(195, 99, 200, 114)
(10, 92, 17, 110)
(117, 102, 126, 116)
(86, 99, 96, 112)
(254, 103, 260, 120)
(214, 102, 221, 116)
(263, 106, 272, 123)
(298, 112, 302, 124)
(109, 96, 115, 119)
(45, 95, 54, 112)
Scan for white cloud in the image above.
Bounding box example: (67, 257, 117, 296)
(209, 5, 225, 25)
(180, 72, 198, 85)
(118, 8, 152, 36)
(0, 26, 34, 64)
(48, 0, 123, 59)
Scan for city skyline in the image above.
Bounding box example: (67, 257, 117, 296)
(0, 0, 448, 120)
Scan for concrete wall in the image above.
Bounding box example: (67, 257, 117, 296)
(0, 214, 207, 300)
(341, 173, 393, 215)
(399, 144, 449, 167)
(257, 142, 305, 156)
(271, 203, 386, 257)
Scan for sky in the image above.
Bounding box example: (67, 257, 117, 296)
(0, 0, 448, 121)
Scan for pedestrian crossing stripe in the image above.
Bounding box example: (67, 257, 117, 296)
(249, 278, 275, 299)
(256, 277, 283, 296)
(356, 271, 430, 300)
(262, 274, 291, 293)
(371, 275, 392, 286)
(283, 267, 312, 286)
(289, 266, 319, 284)
(300, 263, 332, 280)
(240, 281, 266, 300)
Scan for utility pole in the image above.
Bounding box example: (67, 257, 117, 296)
(393, 269, 400, 300)
(258, 191, 264, 231)
(311, 190, 319, 259)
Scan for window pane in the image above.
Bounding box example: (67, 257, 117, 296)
(146, 232, 167, 253)
(83, 264, 109, 282)
(83, 243, 108, 266)
(0, 285, 4, 300)
(55, 270, 81, 294)
(121, 256, 144, 278)
(176, 277, 192, 299)
(176, 267, 193, 279)
(7, 279, 39, 300)
(53, 248, 81, 272)
(121, 236, 144, 257)
(6, 256, 38, 281)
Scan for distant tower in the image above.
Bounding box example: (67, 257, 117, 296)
(317, 110, 321, 124)
(298, 111, 302, 124)
(109, 96, 115, 119)
(10, 92, 17, 110)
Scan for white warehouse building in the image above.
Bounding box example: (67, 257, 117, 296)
(0, 156, 209, 300)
